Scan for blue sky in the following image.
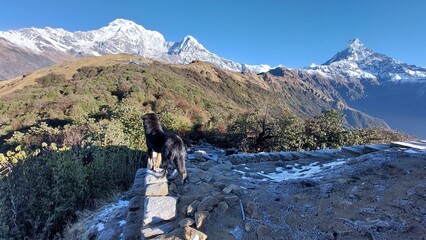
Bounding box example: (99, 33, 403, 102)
(1, 0, 425, 68)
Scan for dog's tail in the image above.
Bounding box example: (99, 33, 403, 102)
(162, 133, 187, 183)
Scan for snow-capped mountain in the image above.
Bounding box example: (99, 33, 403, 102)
(306, 38, 426, 84)
(0, 19, 271, 80)
(301, 38, 426, 138)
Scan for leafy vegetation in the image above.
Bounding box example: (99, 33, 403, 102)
(207, 109, 409, 153)
(0, 59, 409, 239)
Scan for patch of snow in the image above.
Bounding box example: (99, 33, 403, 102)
(118, 220, 126, 226)
(96, 223, 105, 231)
(257, 159, 347, 182)
(88, 199, 129, 233)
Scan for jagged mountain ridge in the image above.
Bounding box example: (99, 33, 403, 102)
(0, 19, 271, 80)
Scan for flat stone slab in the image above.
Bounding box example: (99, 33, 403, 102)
(145, 182, 169, 196)
(391, 141, 426, 150)
(341, 146, 364, 155)
(141, 222, 174, 238)
(145, 169, 168, 185)
(364, 144, 391, 152)
(143, 196, 177, 225)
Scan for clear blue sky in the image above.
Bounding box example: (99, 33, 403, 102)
(1, 0, 425, 68)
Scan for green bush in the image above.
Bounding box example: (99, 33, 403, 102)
(0, 146, 145, 239)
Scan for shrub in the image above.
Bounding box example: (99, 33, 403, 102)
(0, 145, 146, 239)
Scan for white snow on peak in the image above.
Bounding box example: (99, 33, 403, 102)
(305, 38, 426, 84)
(0, 19, 269, 73)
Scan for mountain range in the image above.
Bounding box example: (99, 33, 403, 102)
(1, 19, 425, 137)
(0, 19, 270, 80)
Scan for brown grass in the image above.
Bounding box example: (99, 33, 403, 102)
(0, 54, 152, 96)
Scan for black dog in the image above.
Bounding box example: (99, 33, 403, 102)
(142, 113, 187, 183)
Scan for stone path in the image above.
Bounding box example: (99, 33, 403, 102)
(225, 143, 393, 164)
(120, 140, 424, 239)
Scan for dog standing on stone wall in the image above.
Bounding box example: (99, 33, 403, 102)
(142, 113, 187, 183)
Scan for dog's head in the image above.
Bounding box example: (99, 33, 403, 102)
(142, 113, 162, 133)
(142, 113, 160, 122)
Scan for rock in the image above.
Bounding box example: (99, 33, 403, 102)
(184, 226, 208, 240)
(197, 196, 218, 212)
(244, 222, 252, 232)
(143, 196, 177, 225)
(145, 170, 168, 185)
(222, 184, 240, 194)
(189, 175, 202, 183)
(216, 201, 229, 213)
(225, 148, 239, 156)
(187, 154, 197, 160)
(245, 201, 260, 219)
(204, 153, 218, 161)
(170, 182, 177, 192)
(256, 225, 273, 240)
(187, 200, 200, 217)
(128, 196, 144, 211)
(122, 223, 141, 240)
(168, 169, 179, 181)
(194, 150, 207, 160)
(224, 195, 240, 206)
(126, 209, 144, 224)
(179, 218, 195, 228)
(145, 182, 169, 196)
(195, 211, 210, 229)
(135, 168, 147, 179)
(209, 163, 233, 172)
(141, 223, 174, 238)
(151, 228, 185, 240)
(181, 205, 189, 215)
(229, 226, 243, 240)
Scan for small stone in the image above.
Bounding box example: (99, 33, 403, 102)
(216, 201, 229, 213)
(122, 223, 141, 240)
(197, 196, 218, 212)
(179, 218, 195, 228)
(204, 153, 218, 161)
(187, 200, 200, 217)
(222, 184, 240, 194)
(194, 150, 207, 160)
(256, 225, 272, 240)
(184, 226, 208, 240)
(189, 175, 202, 183)
(229, 226, 243, 240)
(141, 223, 174, 238)
(169, 182, 177, 192)
(181, 205, 189, 215)
(128, 196, 144, 211)
(224, 195, 240, 206)
(244, 222, 252, 232)
(245, 201, 260, 219)
(195, 211, 210, 229)
(126, 209, 144, 224)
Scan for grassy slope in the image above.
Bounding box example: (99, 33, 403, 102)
(0, 54, 388, 140)
(0, 55, 291, 138)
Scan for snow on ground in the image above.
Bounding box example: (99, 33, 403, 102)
(89, 199, 129, 232)
(234, 158, 348, 182)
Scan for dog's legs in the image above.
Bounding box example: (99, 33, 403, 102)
(161, 168, 168, 179)
(148, 148, 154, 170)
(155, 152, 162, 169)
(175, 154, 187, 184)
